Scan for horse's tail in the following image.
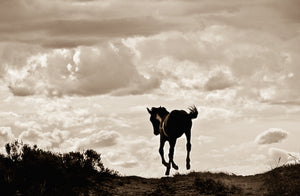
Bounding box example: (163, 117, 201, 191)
(188, 105, 198, 119)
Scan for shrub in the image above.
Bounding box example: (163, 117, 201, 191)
(0, 141, 117, 195)
(194, 177, 241, 196)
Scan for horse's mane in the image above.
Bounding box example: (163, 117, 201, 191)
(153, 106, 169, 117)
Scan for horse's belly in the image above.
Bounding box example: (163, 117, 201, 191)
(167, 129, 185, 138)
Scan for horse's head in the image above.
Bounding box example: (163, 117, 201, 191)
(147, 107, 160, 135)
(147, 106, 168, 136)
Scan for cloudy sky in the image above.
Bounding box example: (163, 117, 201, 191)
(0, 0, 300, 177)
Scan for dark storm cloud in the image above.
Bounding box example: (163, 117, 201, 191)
(0, 0, 179, 48)
(44, 17, 173, 37)
(8, 85, 35, 97)
(1, 0, 299, 98)
(0, 17, 175, 48)
(1, 0, 298, 48)
(204, 69, 236, 91)
(268, 100, 300, 106)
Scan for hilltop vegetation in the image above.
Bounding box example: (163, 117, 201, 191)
(0, 141, 299, 195)
(0, 141, 117, 195)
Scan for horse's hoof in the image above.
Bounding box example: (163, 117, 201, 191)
(165, 166, 170, 175)
(172, 164, 179, 170)
(165, 170, 170, 175)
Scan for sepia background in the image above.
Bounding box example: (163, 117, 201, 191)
(0, 0, 299, 177)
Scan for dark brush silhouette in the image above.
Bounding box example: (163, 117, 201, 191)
(0, 141, 117, 195)
(147, 105, 198, 175)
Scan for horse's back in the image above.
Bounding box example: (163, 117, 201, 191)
(169, 110, 190, 121)
(166, 110, 192, 137)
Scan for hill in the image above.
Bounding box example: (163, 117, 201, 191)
(0, 141, 299, 195)
(97, 164, 300, 196)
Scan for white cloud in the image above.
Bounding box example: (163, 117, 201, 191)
(255, 128, 288, 145)
(204, 67, 236, 91)
(197, 135, 215, 145)
(0, 112, 20, 118)
(19, 128, 70, 148)
(123, 16, 300, 102)
(70, 130, 120, 151)
(14, 120, 42, 130)
(34, 99, 97, 129)
(113, 160, 139, 168)
(100, 136, 159, 174)
(268, 148, 300, 165)
(104, 150, 139, 169)
(0, 127, 15, 146)
(268, 148, 290, 167)
(80, 128, 96, 134)
(4, 43, 159, 96)
(203, 142, 270, 175)
(197, 105, 240, 121)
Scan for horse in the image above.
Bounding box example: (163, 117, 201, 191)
(147, 105, 198, 175)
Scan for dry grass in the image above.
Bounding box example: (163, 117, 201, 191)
(93, 164, 299, 196)
(264, 164, 300, 196)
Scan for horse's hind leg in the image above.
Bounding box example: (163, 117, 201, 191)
(170, 139, 178, 170)
(185, 129, 191, 170)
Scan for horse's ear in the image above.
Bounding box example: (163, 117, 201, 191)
(147, 107, 152, 114)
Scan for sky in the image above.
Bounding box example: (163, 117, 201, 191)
(0, 0, 300, 177)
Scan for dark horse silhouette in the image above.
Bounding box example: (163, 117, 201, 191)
(147, 106, 198, 175)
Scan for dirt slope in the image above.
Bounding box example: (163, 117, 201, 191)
(93, 164, 300, 196)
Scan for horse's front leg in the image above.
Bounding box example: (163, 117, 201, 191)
(159, 135, 168, 167)
(165, 139, 178, 175)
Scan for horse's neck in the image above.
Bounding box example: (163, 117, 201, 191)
(156, 112, 169, 124)
(160, 113, 171, 137)
(160, 113, 169, 124)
